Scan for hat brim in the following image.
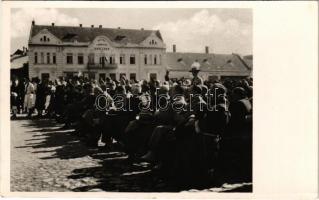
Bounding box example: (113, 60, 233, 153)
(189, 69, 201, 72)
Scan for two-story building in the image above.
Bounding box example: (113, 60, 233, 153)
(28, 21, 166, 81)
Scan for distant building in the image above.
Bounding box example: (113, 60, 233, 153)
(28, 21, 166, 81)
(11, 47, 29, 80)
(165, 45, 252, 81)
(242, 55, 253, 78)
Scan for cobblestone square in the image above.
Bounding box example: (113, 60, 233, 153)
(11, 116, 252, 192)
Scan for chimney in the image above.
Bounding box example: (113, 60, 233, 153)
(205, 46, 209, 54)
(32, 20, 35, 26)
(52, 23, 55, 27)
(99, 25, 102, 28)
(118, 27, 121, 29)
(173, 44, 176, 53)
(91, 25, 94, 28)
(79, 24, 82, 27)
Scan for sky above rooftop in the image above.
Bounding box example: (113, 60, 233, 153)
(11, 8, 252, 55)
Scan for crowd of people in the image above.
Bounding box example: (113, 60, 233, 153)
(11, 67, 252, 189)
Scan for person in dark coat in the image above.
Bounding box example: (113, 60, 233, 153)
(140, 85, 177, 163)
(54, 79, 66, 118)
(199, 92, 230, 175)
(100, 85, 135, 148)
(17, 78, 26, 114)
(35, 79, 48, 117)
(218, 86, 252, 182)
(122, 84, 157, 159)
(162, 96, 209, 189)
(80, 85, 106, 147)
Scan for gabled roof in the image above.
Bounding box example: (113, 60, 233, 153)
(11, 48, 28, 62)
(12, 49, 24, 56)
(11, 55, 28, 69)
(242, 55, 253, 69)
(30, 25, 163, 45)
(166, 52, 251, 73)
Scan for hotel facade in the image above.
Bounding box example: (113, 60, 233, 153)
(27, 21, 251, 82)
(28, 21, 166, 81)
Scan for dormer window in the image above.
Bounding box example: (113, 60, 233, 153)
(115, 35, 126, 41)
(149, 39, 157, 45)
(62, 33, 77, 41)
(40, 36, 50, 42)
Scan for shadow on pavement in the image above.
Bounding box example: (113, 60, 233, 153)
(18, 119, 98, 159)
(14, 118, 252, 192)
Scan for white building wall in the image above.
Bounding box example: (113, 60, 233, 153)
(28, 45, 166, 81)
(28, 46, 61, 80)
(28, 27, 167, 81)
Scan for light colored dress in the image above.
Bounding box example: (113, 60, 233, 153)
(24, 83, 35, 111)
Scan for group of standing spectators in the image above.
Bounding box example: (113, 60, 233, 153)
(11, 69, 252, 189)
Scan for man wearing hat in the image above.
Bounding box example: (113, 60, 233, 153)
(189, 60, 203, 86)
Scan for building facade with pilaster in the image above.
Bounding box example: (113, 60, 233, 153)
(28, 21, 166, 81)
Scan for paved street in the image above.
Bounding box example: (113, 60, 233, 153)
(11, 116, 252, 192)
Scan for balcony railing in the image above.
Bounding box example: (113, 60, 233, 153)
(87, 62, 118, 69)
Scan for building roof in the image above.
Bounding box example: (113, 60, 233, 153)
(30, 24, 163, 45)
(243, 55, 253, 69)
(11, 55, 28, 69)
(12, 49, 24, 56)
(166, 52, 251, 73)
(11, 48, 28, 62)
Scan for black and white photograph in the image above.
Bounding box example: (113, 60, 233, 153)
(1, 2, 318, 199)
(9, 7, 253, 192)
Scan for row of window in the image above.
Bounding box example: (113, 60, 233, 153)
(108, 73, 157, 81)
(144, 54, 161, 65)
(62, 72, 138, 81)
(42, 72, 157, 82)
(66, 53, 84, 64)
(64, 72, 157, 81)
(34, 52, 56, 64)
(34, 52, 162, 65)
(40, 36, 50, 42)
(149, 39, 157, 45)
